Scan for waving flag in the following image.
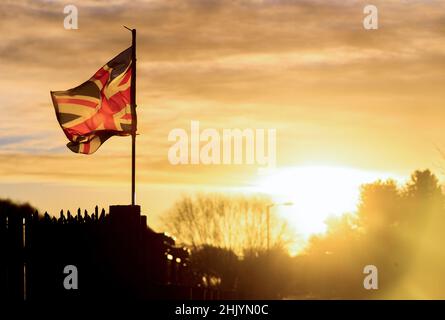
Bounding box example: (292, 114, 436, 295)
(51, 47, 134, 154)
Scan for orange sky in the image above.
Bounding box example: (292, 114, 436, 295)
(1, 0, 445, 231)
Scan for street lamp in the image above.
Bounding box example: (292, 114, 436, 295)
(266, 202, 293, 251)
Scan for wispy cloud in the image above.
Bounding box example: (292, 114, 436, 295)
(1, 0, 445, 188)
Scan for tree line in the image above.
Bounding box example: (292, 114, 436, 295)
(163, 169, 445, 299)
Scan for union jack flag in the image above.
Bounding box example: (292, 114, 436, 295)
(51, 47, 134, 154)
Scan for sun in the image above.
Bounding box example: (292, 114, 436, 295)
(254, 166, 398, 242)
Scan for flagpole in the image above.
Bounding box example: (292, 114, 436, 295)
(129, 28, 137, 206)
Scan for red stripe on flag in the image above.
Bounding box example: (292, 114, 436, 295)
(56, 98, 98, 108)
(83, 143, 90, 154)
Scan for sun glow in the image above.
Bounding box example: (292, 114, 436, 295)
(255, 166, 399, 242)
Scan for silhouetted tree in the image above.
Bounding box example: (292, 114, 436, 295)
(358, 179, 402, 231)
(190, 245, 239, 291)
(0, 198, 38, 217)
(238, 248, 295, 299)
(299, 169, 445, 299)
(162, 193, 294, 256)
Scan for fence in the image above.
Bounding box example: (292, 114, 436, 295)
(0, 204, 227, 300)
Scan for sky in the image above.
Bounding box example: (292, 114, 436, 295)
(1, 0, 445, 236)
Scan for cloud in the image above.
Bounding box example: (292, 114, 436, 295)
(1, 0, 445, 187)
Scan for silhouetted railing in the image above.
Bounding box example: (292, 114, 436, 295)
(0, 205, 228, 300)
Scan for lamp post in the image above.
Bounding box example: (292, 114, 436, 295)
(266, 202, 293, 251)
